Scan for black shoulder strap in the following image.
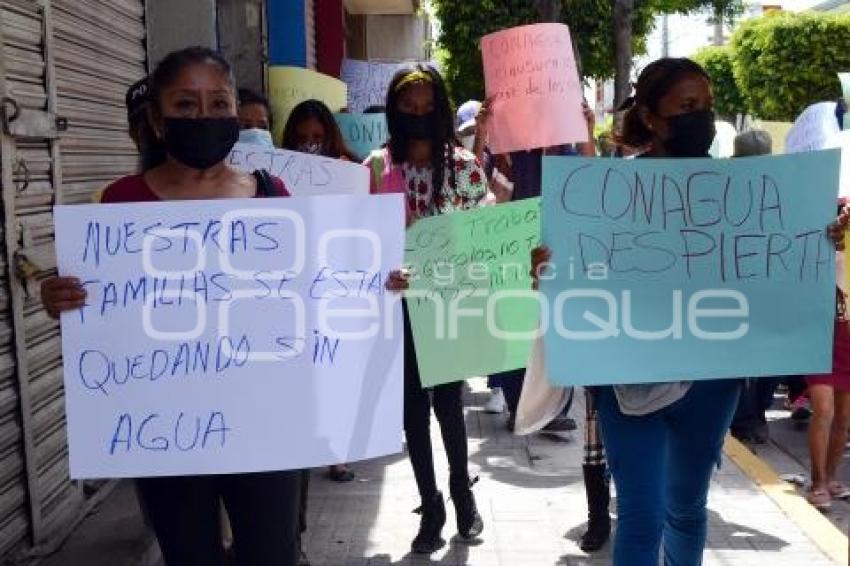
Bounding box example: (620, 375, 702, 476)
(252, 169, 276, 197)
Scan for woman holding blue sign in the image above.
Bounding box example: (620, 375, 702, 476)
(41, 47, 302, 566)
(532, 57, 848, 565)
(369, 64, 487, 554)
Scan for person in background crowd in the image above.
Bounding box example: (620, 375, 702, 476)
(238, 88, 271, 130)
(732, 128, 772, 157)
(365, 64, 486, 554)
(118, 76, 164, 540)
(457, 99, 513, 206)
(491, 98, 611, 552)
(280, 97, 359, 565)
(237, 88, 275, 147)
(283, 99, 357, 163)
(728, 129, 780, 445)
(364, 104, 386, 114)
(805, 200, 850, 508)
(787, 377, 813, 423)
(41, 47, 301, 566)
(484, 102, 597, 435)
(454, 99, 512, 415)
(456, 100, 483, 155)
(532, 57, 735, 565)
(125, 77, 167, 172)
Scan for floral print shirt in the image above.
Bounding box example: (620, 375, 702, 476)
(389, 146, 487, 220)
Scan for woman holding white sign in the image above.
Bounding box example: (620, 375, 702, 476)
(368, 64, 487, 554)
(41, 47, 301, 566)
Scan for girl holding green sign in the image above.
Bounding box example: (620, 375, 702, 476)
(369, 64, 488, 554)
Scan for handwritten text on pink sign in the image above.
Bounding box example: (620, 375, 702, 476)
(482, 23, 587, 153)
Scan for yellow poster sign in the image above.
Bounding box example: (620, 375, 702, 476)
(268, 66, 348, 144)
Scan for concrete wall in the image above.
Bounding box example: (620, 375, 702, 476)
(218, 0, 266, 93)
(347, 13, 430, 61)
(146, 0, 218, 71)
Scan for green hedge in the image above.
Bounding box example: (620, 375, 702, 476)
(693, 45, 746, 119)
(731, 12, 850, 121)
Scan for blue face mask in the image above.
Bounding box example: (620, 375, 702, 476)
(238, 128, 275, 148)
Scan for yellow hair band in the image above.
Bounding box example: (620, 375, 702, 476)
(395, 70, 433, 92)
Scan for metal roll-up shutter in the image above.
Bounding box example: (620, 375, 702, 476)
(0, 0, 67, 555)
(305, 0, 317, 69)
(0, 0, 146, 559)
(52, 0, 146, 204)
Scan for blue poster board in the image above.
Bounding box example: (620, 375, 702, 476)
(540, 152, 840, 385)
(334, 113, 389, 161)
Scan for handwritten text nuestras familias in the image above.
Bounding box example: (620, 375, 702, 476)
(55, 195, 405, 478)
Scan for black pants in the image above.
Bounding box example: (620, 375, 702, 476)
(731, 378, 778, 434)
(494, 368, 525, 416)
(785, 375, 808, 402)
(136, 470, 301, 566)
(299, 469, 309, 535)
(403, 304, 470, 500)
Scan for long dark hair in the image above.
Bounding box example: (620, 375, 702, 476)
(149, 46, 235, 118)
(385, 64, 457, 194)
(130, 113, 167, 171)
(618, 57, 711, 148)
(281, 99, 356, 160)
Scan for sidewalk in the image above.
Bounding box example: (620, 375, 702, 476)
(39, 380, 843, 565)
(39, 480, 160, 566)
(746, 398, 850, 538)
(303, 380, 843, 565)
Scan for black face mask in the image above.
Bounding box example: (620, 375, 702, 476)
(396, 111, 435, 140)
(163, 117, 240, 170)
(140, 143, 167, 172)
(663, 110, 716, 158)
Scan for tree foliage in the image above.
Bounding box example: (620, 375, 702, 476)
(431, 1, 539, 104)
(431, 0, 743, 104)
(692, 45, 746, 118)
(731, 12, 850, 121)
(564, 0, 656, 80)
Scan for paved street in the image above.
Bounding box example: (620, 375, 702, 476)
(301, 381, 844, 566)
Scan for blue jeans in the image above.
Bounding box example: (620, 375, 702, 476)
(596, 380, 741, 566)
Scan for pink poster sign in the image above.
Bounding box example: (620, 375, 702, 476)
(481, 23, 587, 154)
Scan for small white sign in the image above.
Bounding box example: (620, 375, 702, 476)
(228, 142, 370, 196)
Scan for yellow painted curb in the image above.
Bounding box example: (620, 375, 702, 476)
(723, 435, 848, 565)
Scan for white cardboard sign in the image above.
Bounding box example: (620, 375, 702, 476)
(228, 142, 370, 196)
(55, 194, 405, 478)
(340, 59, 410, 113)
(785, 101, 840, 154)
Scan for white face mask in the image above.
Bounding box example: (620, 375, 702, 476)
(238, 128, 274, 148)
(297, 141, 323, 155)
(460, 135, 475, 151)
